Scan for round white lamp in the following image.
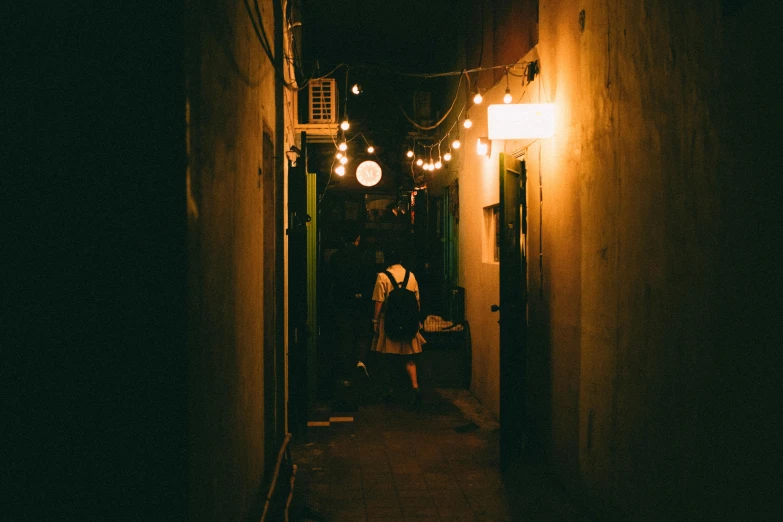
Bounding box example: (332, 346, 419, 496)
(355, 160, 382, 187)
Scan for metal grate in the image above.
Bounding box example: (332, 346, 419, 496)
(308, 78, 336, 123)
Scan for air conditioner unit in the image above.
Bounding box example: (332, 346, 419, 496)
(309, 79, 336, 123)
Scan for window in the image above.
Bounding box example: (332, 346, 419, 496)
(483, 204, 500, 264)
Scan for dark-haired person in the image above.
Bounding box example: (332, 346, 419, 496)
(329, 224, 371, 410)
(370, 248, 426, 406)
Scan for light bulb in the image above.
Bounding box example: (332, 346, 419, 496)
(504, 88, 512, 104)
(428, 162, 435, 170)
(338, 141, 347, 151)
(335, 165, 345, 176)
(406, 149, 414, 158)
(340, 120, 350, 131)
(463, 115, 472, 129)
(367, 146, 375, 153)
(336, 152, 343, 159)
(452, 139, 461, 149)
(339, 156, 348, 165)
(473, 91, 483, 104)
(416, 158, 424, 166)
(435, 160, 442, 169)
(351, 84, 362, 95)
(443, 152, 452, 161)
(476, 137, 489, 157)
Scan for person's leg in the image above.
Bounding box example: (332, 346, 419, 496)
(405, 358, 422, 407)
(352, 307, 370, 375)
(405, 359, 419, 389)
(333, 311, 359, 410)
(334, 311, 355, 383)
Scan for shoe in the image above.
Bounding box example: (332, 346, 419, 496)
(356, 361, 369, 378)
(411, 388, 422, 408)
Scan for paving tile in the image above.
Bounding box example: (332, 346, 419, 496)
(396, 487, 432, 500)
(329, 514, 367, 522)
(366, 505, 403, 518)
(435, 509, 477, 521)
(365, 492, 401, 508)
(430, 490, 470, 508)
(423, 472, 460, 489)
(401, 505, 439, 518)
(329, 487, 365, 501)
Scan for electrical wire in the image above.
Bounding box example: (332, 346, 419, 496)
(396, 72, 466, 131)
(244, 0, 301, 91)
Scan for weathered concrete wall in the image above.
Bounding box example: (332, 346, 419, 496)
(185, 0, 277, 519)
(458, 103, 502, 417)
(460, 0, 781, 517)
(534, 1, 781, 517)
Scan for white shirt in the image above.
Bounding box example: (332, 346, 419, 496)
(371, 264, 420, 303)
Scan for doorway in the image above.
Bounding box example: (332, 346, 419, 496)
(498, 153, 527, 469)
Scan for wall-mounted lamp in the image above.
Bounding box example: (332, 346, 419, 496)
(487, 103, 555, 139)
(285, 145, 302, 166)
(476, 137, 491, 157)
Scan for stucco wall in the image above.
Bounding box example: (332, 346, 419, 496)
(186, 1, 277, 519)
(458, 104, 502, 417)
(455, 0, 539, 422)
(459, 0, 781, 518)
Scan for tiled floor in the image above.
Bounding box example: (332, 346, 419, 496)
(289, 388, 593, 521)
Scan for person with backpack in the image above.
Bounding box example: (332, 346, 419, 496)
(370, 247, 426, 406)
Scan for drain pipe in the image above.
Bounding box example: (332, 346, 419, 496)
(260, 432, 294, 521)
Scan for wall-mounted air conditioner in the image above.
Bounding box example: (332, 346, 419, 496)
(308, 79, 336, 123)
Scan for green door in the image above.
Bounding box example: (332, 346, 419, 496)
(498, 153, 527, 468)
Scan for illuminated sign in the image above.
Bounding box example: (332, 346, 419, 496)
(487, 103, 555, 140)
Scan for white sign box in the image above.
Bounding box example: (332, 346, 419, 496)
(487, 103, 555, 140)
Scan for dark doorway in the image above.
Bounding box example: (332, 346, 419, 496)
(498, 154, 527, 469)
(287, 133, 309, 437)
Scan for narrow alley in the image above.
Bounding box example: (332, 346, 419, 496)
(9, 1, 781, 521)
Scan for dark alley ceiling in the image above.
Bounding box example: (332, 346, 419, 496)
(300, 0, 469, 194)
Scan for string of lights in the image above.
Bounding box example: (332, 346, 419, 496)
(308, 55, 536, 178)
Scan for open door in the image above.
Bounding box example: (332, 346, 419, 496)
(287, 133, 308, 437)
(498, 153, 527, 469)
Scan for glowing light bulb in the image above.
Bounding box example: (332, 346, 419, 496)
(351, 84, 362, 95)
(443, 152, 452, 161)
(476, 137, 490, 157)
(452, 139, 461, 149)
(338, 141, 347, 151)
(473, 91, 483, 104)
(463, 114, 472, 129)
(416, 158, 423, 166)
(435, 160, 442, 169)
(339, 156, 348, 165)
(336, 152, 343, 159)
(504, 88, 512, 104)
(335, 165, 345, 175)
(340, 120, 350, 131)
(406, 149, 414, 158)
